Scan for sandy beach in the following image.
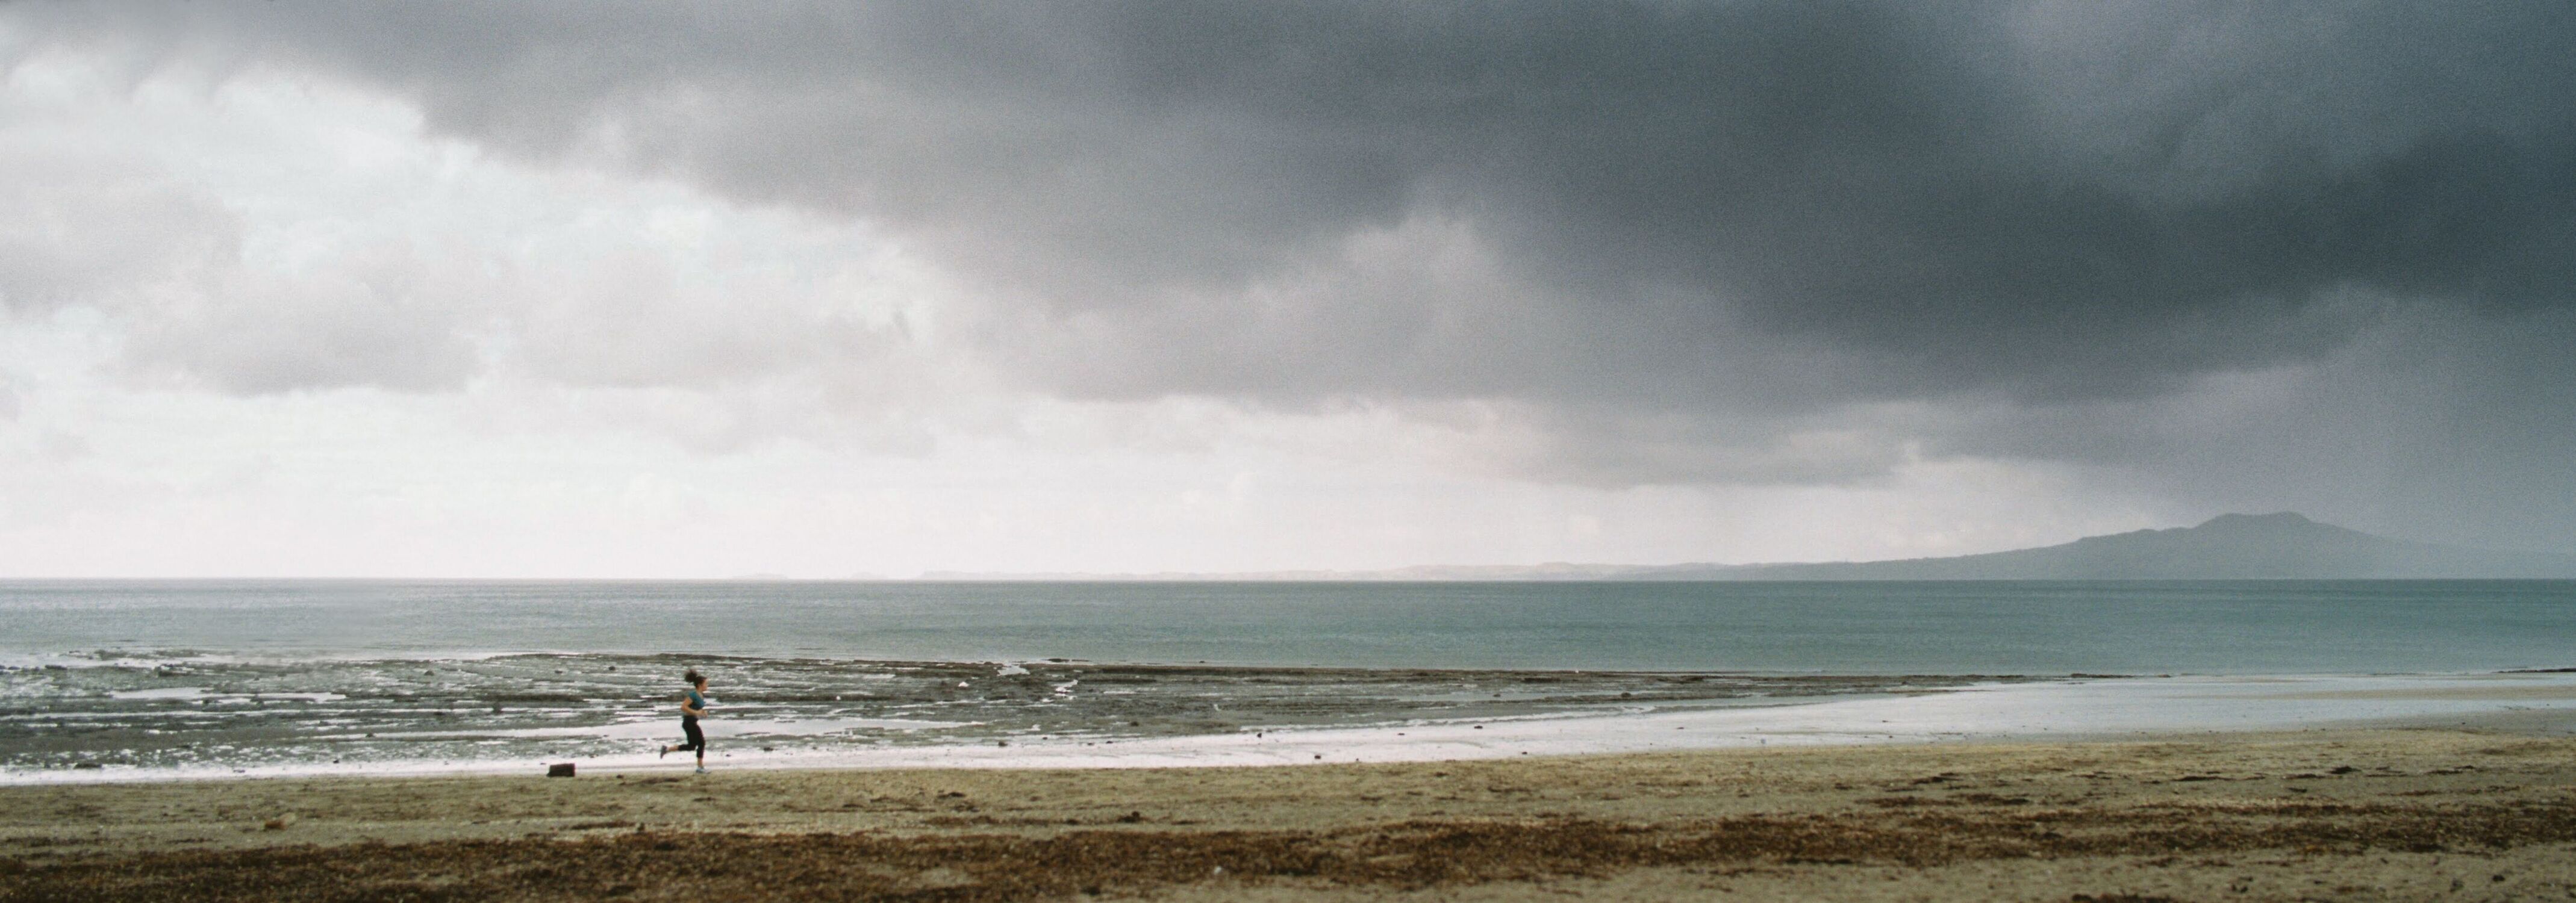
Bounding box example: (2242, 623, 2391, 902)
(8, 721, 2576, 902)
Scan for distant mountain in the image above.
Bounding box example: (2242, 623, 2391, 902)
(913, 563, 1665, 581)
(1693, 513, 2576, 580)
(917, 514, 2576, 581)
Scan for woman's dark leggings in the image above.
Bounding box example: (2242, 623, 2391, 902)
(678, 716, 705, 756)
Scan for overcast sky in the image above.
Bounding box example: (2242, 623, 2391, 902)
(2, 1, 2570, 577)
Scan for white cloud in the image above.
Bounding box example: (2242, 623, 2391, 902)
(0, 53, 965, 406)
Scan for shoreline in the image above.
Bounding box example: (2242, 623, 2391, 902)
(8, 724, 2576, 901)
(12, 670, 2576, 787)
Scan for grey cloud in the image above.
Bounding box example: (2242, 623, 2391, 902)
(89, 3, 2562, 389)
(2318, 307, 2576, 554)
(9, 1, 2573, 497)
(1922, 302, 2576, 553)
(508, 249, 864, 390)
(35, 429, 89, 463)
(1472, 404, 1920, 488)
(0, 129, 487, 394)
(122, 253, 486, 395)
(0, 157, 235, 315)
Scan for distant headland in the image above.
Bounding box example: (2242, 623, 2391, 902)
(922, 514, 2576, 581)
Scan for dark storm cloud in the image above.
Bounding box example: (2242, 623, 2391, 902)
(22, 1, 2572, 396)
(8, 1, 2573, 500)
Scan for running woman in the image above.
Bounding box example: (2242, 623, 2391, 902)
(658, 669, 712, 773)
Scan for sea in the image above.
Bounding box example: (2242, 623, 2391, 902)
(6, 579, 2574, 781)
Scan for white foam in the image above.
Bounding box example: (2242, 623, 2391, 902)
(621, 672, 2576, 772)
(108, 687, 211, 700)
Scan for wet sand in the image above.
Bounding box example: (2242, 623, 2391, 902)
(8, 725, 2576, 901)
(2, 654, 1998, 777)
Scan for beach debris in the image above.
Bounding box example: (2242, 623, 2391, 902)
(997, 664, 1030, 676)
(547, 763, 576, 777)
(71, 762, 102, 770)
(263, 815, 295, 831)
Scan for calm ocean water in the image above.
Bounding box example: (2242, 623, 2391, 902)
(6, 580, 2572, 778)
(5, 579, 2572, 673)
